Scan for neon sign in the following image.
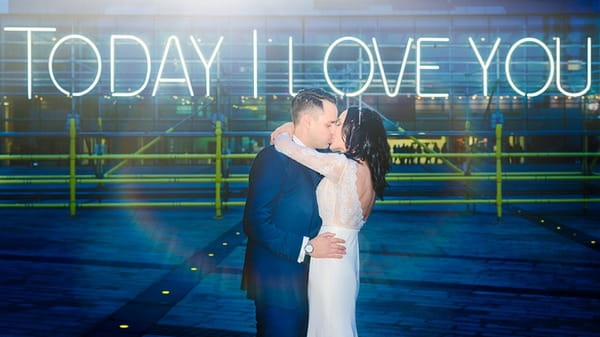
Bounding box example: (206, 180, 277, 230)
(48, 34, 103, 97)
(110, 35, 151, 97)
(468, 37, 501, 97)
(505, 37, 555, 98)
(323, 36, 375, 97)
(2, 27, 595, 99)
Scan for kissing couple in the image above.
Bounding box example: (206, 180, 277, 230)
(242, 88, 391, 337)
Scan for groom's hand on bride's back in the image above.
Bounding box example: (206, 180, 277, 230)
(310, 232, 346, 259)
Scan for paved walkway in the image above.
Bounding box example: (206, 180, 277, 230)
(1, 202, 599, 337)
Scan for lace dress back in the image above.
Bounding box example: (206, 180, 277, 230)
(315, 159, 366, 230)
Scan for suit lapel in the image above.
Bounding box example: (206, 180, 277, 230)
(311, 170, 323, 187)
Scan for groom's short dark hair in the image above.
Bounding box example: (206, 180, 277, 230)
(291, 88, 336, 125)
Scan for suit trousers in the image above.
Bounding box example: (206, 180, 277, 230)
(255, 301, 308, 337)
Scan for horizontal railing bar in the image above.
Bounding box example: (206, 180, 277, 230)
(0, 178, 216, 184)
(78, 154, 216, 159)
(3, 175, 597, 185)
(375, 198, 600, 205)
(2, 198, 597, 209)
(0, 152, 596, 161)
(0, 203, 69, 208)
(0, 172, 591, 180)
(78, 202, 216, 208)
(2, 130, 599, 137)
(386, 175, 600, 181)
(0, 155, 70, 160)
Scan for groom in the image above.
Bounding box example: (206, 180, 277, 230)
(242, 88, 346, 337)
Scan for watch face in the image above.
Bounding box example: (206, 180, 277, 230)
(305, 244, 313, 253)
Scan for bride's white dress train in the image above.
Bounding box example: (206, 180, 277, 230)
(275, 134, 366, 337)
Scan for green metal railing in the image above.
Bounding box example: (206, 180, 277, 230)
(0, 119, 599, 218)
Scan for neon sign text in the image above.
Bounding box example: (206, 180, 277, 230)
(3, 27, 595, 99)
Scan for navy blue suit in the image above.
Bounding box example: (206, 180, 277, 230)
(242, 145, 322, 337)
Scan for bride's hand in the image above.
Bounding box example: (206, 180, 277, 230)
(270, 122, 294, 144)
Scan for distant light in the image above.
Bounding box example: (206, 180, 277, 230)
(161, 290, 170, 295)
(119, 325, 129, 329)
(591, 240, 596, 245)
(190, 267, 198, 271)
(267, 38, 273, 43)
(222, 242, 228, 246)
(556, 226, 561, 230)
(566, 60, 582, 71)
(235, 232, 241, 235)
(480, 37, 486, 42)
(540, 219, 544, 223)
(208, 253, 214, 257)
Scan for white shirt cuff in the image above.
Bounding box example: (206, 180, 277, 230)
(297, 236, 310, 263)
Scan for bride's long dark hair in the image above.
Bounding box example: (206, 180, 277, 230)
(341, 107, 392, 199)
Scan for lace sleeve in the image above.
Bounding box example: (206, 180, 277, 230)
(273, 133, 347, 183)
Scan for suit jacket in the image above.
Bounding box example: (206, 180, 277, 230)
(241, 145, 322, 309)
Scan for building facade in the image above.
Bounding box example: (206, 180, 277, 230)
(1, 0, 599, 158)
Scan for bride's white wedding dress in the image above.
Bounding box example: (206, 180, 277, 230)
(275, 133, 369, 337)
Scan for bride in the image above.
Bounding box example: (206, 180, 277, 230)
(271, 106, 391, 337)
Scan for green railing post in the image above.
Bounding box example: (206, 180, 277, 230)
(214, 121, 223, 219)
(69, 118, 77, 216)
(582, 133, 589, 174)
(495, 123, 502, 219)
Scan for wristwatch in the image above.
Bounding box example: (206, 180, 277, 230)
(304, 241, 314, 255)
